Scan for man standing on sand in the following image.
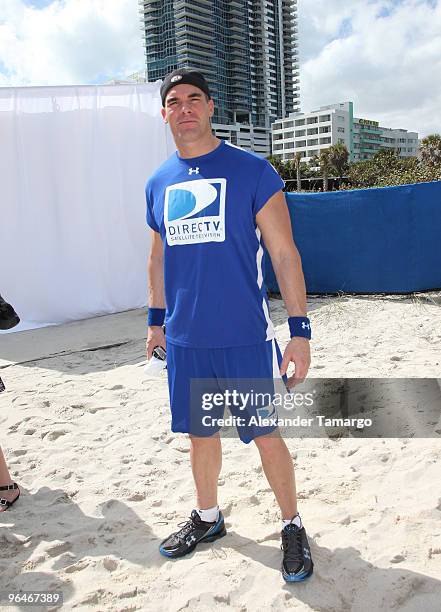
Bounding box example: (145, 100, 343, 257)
(145, 68, 314, 582)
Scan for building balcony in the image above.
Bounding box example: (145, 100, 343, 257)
(357, 126, 382, 134)
(140, 4, 160, 13)
(144, 17, 159, 26)
(359, 138, 384, 146)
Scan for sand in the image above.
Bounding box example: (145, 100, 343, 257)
(1, 293, 441, 611)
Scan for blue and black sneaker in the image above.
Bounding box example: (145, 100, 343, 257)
(159, 509, 226, 558)
(281, 522, 314, 582)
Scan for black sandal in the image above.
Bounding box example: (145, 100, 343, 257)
(0, 483, 20, 511)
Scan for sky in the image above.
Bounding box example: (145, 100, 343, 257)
(0, 0, 440, 136)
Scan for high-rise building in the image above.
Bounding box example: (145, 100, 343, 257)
(139, 0, 300, 156)
(272, 102, 419, 163)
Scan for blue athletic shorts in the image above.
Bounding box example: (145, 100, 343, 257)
(166, 339, 285, 444)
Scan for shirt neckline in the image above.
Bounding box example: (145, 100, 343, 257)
(176, 139, 225, 163)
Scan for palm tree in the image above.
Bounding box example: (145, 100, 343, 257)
(318, 149, 332, 191)
(419, 134, 441, 168)
(294, 152, 303, 191)
(328, 143, 349, 181)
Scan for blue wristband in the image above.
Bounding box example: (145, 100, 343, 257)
(288, 316, 311, 340)
(147, 308, 165, 327)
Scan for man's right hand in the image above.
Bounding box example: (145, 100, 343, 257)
(146, 326, 166, 360)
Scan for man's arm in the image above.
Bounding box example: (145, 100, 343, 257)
(146, 229, 166, 359)
(256, 190, 310, 387)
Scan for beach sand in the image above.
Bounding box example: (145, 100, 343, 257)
(1, 293, 441, 611)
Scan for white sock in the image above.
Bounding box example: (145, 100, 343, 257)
(196, 505, 219, 523)
(282, 513, 302, 529)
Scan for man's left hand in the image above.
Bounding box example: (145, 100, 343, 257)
(279, 337, 311, 389)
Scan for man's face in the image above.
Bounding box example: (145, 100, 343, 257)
(161, 83, 214, 144)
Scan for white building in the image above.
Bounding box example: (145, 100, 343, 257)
(272, 101, 418, 163)
(210, 123, 269, 156)
(353, 119, 419, 162)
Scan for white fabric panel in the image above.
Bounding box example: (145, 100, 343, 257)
(0, 83, 174, 332)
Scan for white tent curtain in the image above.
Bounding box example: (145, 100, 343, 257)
(0, 82, 174, 333)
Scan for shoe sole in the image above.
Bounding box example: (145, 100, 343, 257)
(159, 526, 227, 558)
(282, 567, 313, 582)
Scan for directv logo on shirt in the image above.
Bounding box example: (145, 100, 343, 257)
(164, 178, 226, 246)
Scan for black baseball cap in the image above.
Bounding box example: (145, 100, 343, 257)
(160, 68, 211, 107)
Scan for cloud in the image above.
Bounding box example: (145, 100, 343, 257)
(1, 0, 440, 137)
(299, 0, 441, 137)
(0, 0, 145, 86)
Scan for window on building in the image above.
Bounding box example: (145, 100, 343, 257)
(337, 127, 345, 133)
(307, 117, 318, 124)
(294, 119, 304, 127)
(320, 137, 332, 144)
(319, 114, 331, 122)
(307, 128, 319, 135)
(296, 130, 306, 137)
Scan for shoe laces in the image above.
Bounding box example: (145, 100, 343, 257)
(280, 525, 303, 564)
(175, 514, 199, 542)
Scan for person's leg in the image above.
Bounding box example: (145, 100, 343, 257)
(0, 446, 19, 510)
(158, 429, 225, 559)
(0, 446, 13, 484)
(166, 342, 222, 510)
(159, 344, 226, 558)
(254, 430, 314, 582)
(253, 431, 297, 519)
(190, 432, 222, 510)
(222, 338, 312, 581)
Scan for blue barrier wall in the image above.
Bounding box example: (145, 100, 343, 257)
(264, 181, 441, 294)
